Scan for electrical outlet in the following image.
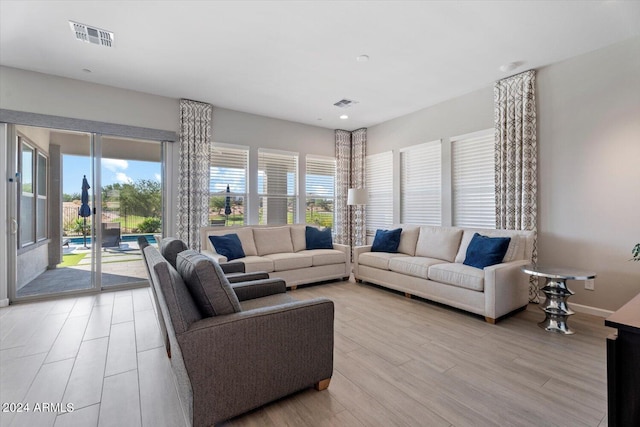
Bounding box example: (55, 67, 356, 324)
(585, 279, 595, 291)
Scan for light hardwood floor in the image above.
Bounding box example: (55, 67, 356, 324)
(0, 280, 612, 427)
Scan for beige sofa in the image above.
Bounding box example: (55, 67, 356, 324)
(354, 225, 534, 323)
(200, 225, 351, 288)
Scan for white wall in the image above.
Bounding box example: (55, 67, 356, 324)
(1, 66, 335, 246)
(0, 66, 179, 131)
(536, 36, 640, 311)
(368, 36, 640, 311)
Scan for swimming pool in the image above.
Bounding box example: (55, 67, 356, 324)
(67, 234, 157, 245)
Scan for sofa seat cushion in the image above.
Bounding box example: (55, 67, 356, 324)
(253, 227, 294, 256)
(388, 256, 447, 279)
(298, 249, 346, 266)
(263, 253, 313, 271)
(236, 256, 275, 273)
(428, 263, 485, 292)
(358, 252, 408, 270)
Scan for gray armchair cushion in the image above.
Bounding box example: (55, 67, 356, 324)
(176, 250, 242, 317)
(231, 278, 286, 301)
(161, 237, 188, 268)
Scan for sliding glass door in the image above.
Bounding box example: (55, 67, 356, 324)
(8, 125, 163, 301)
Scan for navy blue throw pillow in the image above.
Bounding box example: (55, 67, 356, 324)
(463, 233, 511, 269)
(209, 234, 246, 261)
(371, 228, 402, 253)
(305, 226, 333, 250)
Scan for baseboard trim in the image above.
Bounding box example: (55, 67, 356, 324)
(0, 298, 9, 308)
(538, 295, 613, 318)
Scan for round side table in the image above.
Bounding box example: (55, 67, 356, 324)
(521, 265, 596, 335)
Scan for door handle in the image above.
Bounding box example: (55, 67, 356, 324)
(10, 217, 18, 234)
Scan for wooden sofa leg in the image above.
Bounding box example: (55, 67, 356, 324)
(404, 292, 412, 299)
(314, 378, 331, 391)
(290, 285, 297, 290)
(485, 316, 496, 324)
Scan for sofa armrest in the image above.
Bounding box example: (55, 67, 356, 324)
(179, 298, 334, 425)
(226, 271, 270, 284)
(231, 278, 286, 301)
(201, 249, 228, 263)
(353, 245, 372, 278)
(484, 259, 531, 320)
(332, 243, 352, 278)
(220, 261, 245, 274)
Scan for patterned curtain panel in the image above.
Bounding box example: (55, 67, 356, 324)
(176, 99, 213, 250)
(494, 70, 538, 302)
(351, 128, 367, 247)
(334, 130, 351, 245)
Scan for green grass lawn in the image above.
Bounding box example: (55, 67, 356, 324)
(58, 253, 86, 267)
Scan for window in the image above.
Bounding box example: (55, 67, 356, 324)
(258, 149, 298, 225)
(400, 141, 441, 225)
(305, 156, 335, 228)
(365, 151, 393, 236)
(452, 130, 496, 228)
(18, 138, 48, 247)
(209, 145, 248, 226)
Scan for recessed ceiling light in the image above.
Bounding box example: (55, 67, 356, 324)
(356, 55, 370, 62)
(340, 115, 349, 120)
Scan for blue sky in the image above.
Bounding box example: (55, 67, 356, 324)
(62, 155, 161, 195)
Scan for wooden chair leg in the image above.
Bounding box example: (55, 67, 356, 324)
(314, 378, 331, 391)
(485, 316, 496, 324)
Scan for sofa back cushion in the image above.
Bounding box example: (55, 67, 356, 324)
(253, 226, 294, 255)
(392, 225, 421, 256)
(290, 224, 307, 252)
(454, 229, 529, 263)
(160, 237, 188, 268)
(415, 226, 463, 262)
(176, 250, 241, 317)
(206, 227, 257, 256)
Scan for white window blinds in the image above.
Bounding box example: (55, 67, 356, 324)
(400, 141, 441, 225)
(452, 130, 496, 228)
(209, 145, 248, 195)
(306, 156, 335, 227)
(209, 145, 248, 226)
(366, 151, 393, 236)
(258, 149, 298, 224)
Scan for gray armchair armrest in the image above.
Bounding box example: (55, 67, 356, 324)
(226, 271, 270, 284)
(231, 278, 286, 301)
(220, 261, 245, 274)
(179, 298, 334, 426)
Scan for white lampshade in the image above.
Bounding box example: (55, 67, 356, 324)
(347, 188, 368, 205)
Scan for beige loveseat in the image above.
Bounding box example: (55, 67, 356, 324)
(200, 225, 351, 288)
(354, 225, 534, 323)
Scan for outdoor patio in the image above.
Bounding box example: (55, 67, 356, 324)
(17, 240, 151, 297)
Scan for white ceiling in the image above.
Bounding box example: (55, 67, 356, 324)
(1, 1, 639, 130)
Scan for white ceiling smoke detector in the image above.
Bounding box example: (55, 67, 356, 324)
(333, 98, 359, 108)
(356, 54, 370, 62)
(69, 21, 114, 47)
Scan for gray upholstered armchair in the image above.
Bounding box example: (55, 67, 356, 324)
(141, 243, 334, 426)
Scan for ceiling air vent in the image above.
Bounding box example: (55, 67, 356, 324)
(69, 21, 114, 47)
(333, 99, 359, 108)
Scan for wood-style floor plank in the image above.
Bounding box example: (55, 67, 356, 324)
(0, 280, 614, 427)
